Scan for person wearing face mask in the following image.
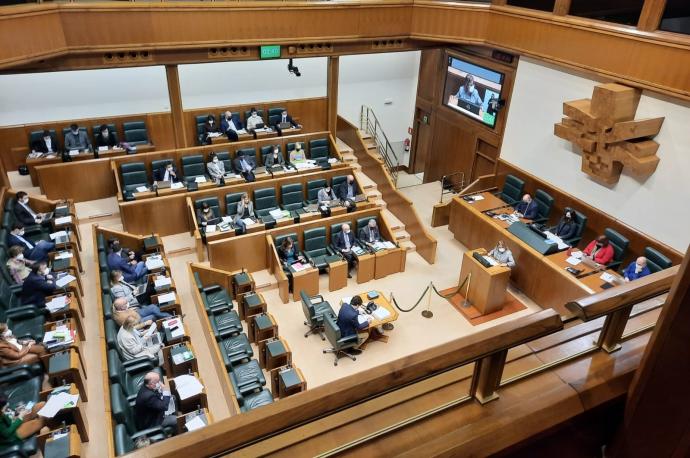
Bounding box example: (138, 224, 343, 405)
(206, 152, 226, 183)
(196, 202, 217, 229)
(246, 108, 265, 133)
(117, 316, 162, 361)
(583, 235, 615, 265)
(273, 109, 299, 134)
(514, 193, 538, 220)
(20, 262, 56, 306)
(289, 142, 307, 166)
(111, 296, 168, 328)
(0, 393, 47, 446)
(264, 145, 285, 169)
(135, 372, 178, 432)
(623, 256, 651, 282)
(233, 150, 256, 183)
(6, 246, 32, 285)
(0, 323, 47, 368)
(14, 191, 51, 226)
(108, 241, 148, 283)
(153, 163, 179, 183)
(233, 193, 255, 234)
(334, 223, 358, 278)
(456, 74, 483, 106)
(95, 124, 118, 149)
(7, 223, 55, 263)
(31, 129, 59, 155)
(551, 208, 578, 241)
(63, 123, 92, 152)
(488, 240, 516, 268)
(221, 110, 245, 142)
(336, 175, 359, 212)
(201, 114, 221, 145)
(317, 183, 337, 206)
(359, 219, 383, 247)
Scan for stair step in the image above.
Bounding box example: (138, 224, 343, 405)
(336, 138, 354, 154)
(341, 152, 357, 162)
(393, 230, 411, 243)
(354, 171, 377, 190)
(399, 240, 417, 253)
(366, 189, 382, 200)
(373, 199, 387, 208)
(382, 209, 405, 232)
(350, 162, 362, 171)
(360, 132, 372, 140)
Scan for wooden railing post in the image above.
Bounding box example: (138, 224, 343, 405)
(596, 304, 633, 353)
(470, 349, 508, 404)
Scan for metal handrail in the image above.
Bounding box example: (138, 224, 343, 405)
(440, 172, 466, 202)
(360, 105, 400, 185)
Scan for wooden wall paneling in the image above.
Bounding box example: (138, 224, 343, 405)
(165, 65, 187, 148)
(119, 193, 189, 236)
(0, 7, 66, 69)
(0, 128, 28, 172)
(553, 0, 572, 16)
(496, 160, 684, 265)
(637, 0, 667, 31)
(35, 158, 116, 202)
(327, 56, 339, 135)
(146, 112, 175, 150)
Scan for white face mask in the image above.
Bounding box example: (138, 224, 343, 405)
(273, 150, 279, 155)
(213, 158, 219, 163)
(3, 330, 12, 338)
(43, 137, 50, 142)
(468, 84, 474, 92)
(15, 254, 23, 261)
(103, 131, 109, 137)
(344, 229, 350, 234)
(22, 198, 29, 204)
(209, 120, 214, 125)
(17, 230, 25, 237)
(498, 248, 506, 253)
(118, 276, 124, 282)
(72, 129, 79, 135)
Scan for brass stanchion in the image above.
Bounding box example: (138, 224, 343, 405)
(421, 281, 434, 318)
(462, 273, 472, 308)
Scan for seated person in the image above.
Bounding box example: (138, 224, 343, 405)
(196, 202, 217, 229)
(487, 240, 516, 268)
(95, 124, 119, 150)
(551, 209, 577, 241)
(277, 237, 305, 293)
(153, 163, 179, 183)
(20, 262, 56, 306)
(221, 111, 245, 141)
(583, 235, 615, 265)
(264, 146, 285, 168)
(0, 323, 47, 368)
(206, 152, 226, 184)
(8, 224, 54, 263)
(289, 142, 307, 165)
(201, 114, 221, 145)
(624, 256, 651, 282)
(273, 110, 299, 134)
(334, 223, 358, 278)
(358, 218, 384, 247)
(64, 123, 92, 152)
(233, 150, 256, 183)
(135, 372, 178, 432)
(107, 241, 147, 283)
(117, 315, 161, 361)
(6, 246, 32, 285)
(0, 393, 46, 447)
(514, 193, 538, 220)
(233, 193, 255, 234)
(336, 296, 372, 356)
(14, 191, 51, 226)
(110, 271, 171, 319)
(246, 108, 266, 132)
(31, 129, 59, 155)
(336, 175, 359, 211)
(112, 297, 169, 329)
(317, 183, 337, 206)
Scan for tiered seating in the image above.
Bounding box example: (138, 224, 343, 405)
(28, 119, 150, 151)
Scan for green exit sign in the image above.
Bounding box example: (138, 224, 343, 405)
(260, 45, 281, 59)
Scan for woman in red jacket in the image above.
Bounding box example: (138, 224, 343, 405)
(583, 235, 615, 265)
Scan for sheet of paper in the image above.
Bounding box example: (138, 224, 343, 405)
(98, 145, 109, 152)
(600, 272, 616, 283)
(483, 255, 499, 266)
(185, 415, 206, 431)
(171, 182, 184, 189)
(136, 186, 148, 193)
(290, 262, 309, 272)
(571, 251, 583, 259)
(38, 392, 78, 418)
(157, 292, 176, 304)
(472, 195, 485, 201)
(154, 277, 172, 288)
(269, 208, 284, 219)
(221, 216, 234, 223)
(382, 241, 396, 249)
(69, 150, 79, 156)
(357, 315, 369, 325)
(145, 256, 164, 270)
(55, 251, 73, 260)
(372, 307, 391, 320)
(195, 176, 207, 183)
(49, 231, 67, 240)
(328, 158, 337, 164)
(205, 224, 217, 233)
(173, 374, 204, 400)
(242, 218, 255, 226)
(46, 295, 68, 313)
(55, 274, 76, 288)
(566, 256, 581, 266)
(54, 216, 72, 225)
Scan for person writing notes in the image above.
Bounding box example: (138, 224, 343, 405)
(31, 129, 59, 155)
(221, 111, 245, 142)
(336, 296, 371, 356)
(64, 123, 91, 152)
(206, 152, 226, 184)
(514, 194, 538, 220)
(246, 108, 265, 132)
(623, 257, 651, 282)
(583, 235, 614, 265)
(359, 219, 383, 246)
(488, 240, 516, 268)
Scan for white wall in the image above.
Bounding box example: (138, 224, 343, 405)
(0, 66, 170, 126)
(502, 57, 690, 252)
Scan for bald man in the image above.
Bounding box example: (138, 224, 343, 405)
(135, 371, 177, 432)
(623, 256, 651, 282)
(336, 174, 359, 212)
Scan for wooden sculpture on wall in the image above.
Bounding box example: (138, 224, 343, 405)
(554, 83, 664, 185)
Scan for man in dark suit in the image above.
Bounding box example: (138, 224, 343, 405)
(233, 150, 256, 183)
(107, 241, 147, 283)
(514, 193, 538, 220)
(21, 262, 57, 306)
(358, 219, 383, 247)
(14, 192, 51, 227)
(334, 223, 358, 278)
(31, 130, 59, 155)
(336, 296, 371, 355)
(7, 224, 54, 262)
(336, 175, 359, 212)
(134, 372, 178, 432)
(95, 124, 119, 150)
(221, 111, 245, 142)
(153, 163, 179, 183)
(273, 110, 299, 135)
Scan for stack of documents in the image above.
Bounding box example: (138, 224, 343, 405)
(172, 349, 194, 365)
(43, 326, 75, 349)
(55, 274, 76, 288)
(173, 374, 204, 400)
(171, 182, 185, 190)
(185, 415, 207, 431)
(269, 208, 287, 219)
(372, 307, 391, 321)
(482, 255, 498, 266)
(290, 262, 309, 272)
(163, 317, 185, 339)
(242, 218, 255, 226)
(154, 276, 172, 289)
(566, 256, 582, 266)
(205, 224, 217, 233)
(145, 255, 165, 270)
(38, 392, 79, 418)
(45, 295, 68, 313)
(54, 251, 73, 260)
(54, 216, 72, 225)
(195, 176, 207, 183)
(157, 292, 176, 305)
(49, 231, 68, 241)
(470, 195, 485, 201)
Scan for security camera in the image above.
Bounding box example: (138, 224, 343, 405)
(287, 58, 301, 77)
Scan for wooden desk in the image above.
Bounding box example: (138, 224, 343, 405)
(270, 366, 306, 398)
(176, 408, 212, 434)
(258, 337, 292, 371)
(50, 251, 83, 294)
(253, 129, 279, 140)
(39, 424, 81, 458)
(460, 249, 511, 315)
(299, 210, 321, 223)
(279, 127, 303, 136)
(40, 384, 89, 442)
(460, 191, 510, 212)
(47, 349, 87, 402)
(347, 290, 400, 330)
(373, 246, 405, 279)
(328, 259, 348, 291)
(163, 342, 198, 378)
(45, 293, 85, 339)
(170, 372, 208, 414)
(545, 250, 603, 278)
(356, 252, 375, 284)
(291, 266, 319, 302)
(248, 313, 278, 343)
(579, 270, 625, 293)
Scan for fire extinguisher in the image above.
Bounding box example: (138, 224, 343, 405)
(403, 137, 411, 153)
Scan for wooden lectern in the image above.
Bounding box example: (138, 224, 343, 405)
(459, 248, 511, 315)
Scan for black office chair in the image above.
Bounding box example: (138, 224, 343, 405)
(496, 174, 525, 205)
(533, 189, 554, 224)
(322, 313, 358, 365)
(300, 291, 335, 340)
(644, 247, 673, 273)
(604, 228, 629, 270)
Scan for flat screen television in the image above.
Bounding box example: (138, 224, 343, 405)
(443, 56, 505, 129)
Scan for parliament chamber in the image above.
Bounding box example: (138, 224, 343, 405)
(0, 0, 688, 456)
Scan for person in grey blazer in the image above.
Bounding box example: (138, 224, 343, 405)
(117, 315, 161, 361)
(206, 152, 226, 183)
(264, 146, 285, 168)
(64, 124, 92, 152)
(317, 184, 337, 205)
(110, 270, 170, 320)
(234, 193, 255, 234)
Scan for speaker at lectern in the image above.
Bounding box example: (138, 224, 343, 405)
(459, 248, 511, 315)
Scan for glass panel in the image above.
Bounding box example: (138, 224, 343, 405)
(506, 0, 555, 12)
(570, 0, 645, 26)
(660, 0, 690, 35)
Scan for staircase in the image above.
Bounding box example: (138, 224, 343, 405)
(337, 115, 436, 263)
(359, 105, 400, 185)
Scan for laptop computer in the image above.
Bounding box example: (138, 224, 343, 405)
(155, 180, 171, 189)
(270, 164, 284, 172)
(278, 122, 292, 130)
(581, 256, 600, 269)
(254, 166, 267, 175)
(255, 123, 265, 130)
(354, 194, 368, 203)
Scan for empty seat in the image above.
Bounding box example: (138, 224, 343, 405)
(303, 227, 335, 271)
(209, 308, 243, 338)
(215, 151, 232, 171)
(195, 115, 208, 145)
(533, 189, 554, 224)
(254, 187, 279, 220)
(268, 107, 285, 118)
(644, 247, 673, 273)
(604, 228, 629, 269)
(229, 359, 266, 397)
(331, 175, 347, 190)
(120, 162, 148, 197)
(280, 183, 305, 212)
(238, 388, 274, 412)
(498, 174, 525, 205)
(181, 154, 207, 183)
(123, 121, 149, 145)
(219, 333, 253, 369)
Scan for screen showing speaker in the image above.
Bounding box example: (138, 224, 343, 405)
(443, 56, 504, 128)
